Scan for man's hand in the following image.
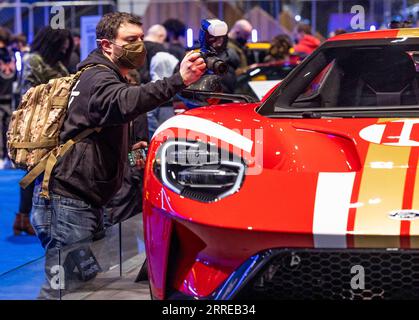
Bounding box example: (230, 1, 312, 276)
(179, 51, 206, 86)
(132, 141, 148, 169)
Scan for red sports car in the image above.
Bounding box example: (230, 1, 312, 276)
(143, 28, 419, 300)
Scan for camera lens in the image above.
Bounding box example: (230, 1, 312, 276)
(212, 60, 228, 75)
(205, 55, 228, 75)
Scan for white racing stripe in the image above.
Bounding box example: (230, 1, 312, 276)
(313, 172, 356, 248)
(152, 115, 254, 153)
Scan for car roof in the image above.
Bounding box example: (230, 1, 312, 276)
(328, 28, 419, 42)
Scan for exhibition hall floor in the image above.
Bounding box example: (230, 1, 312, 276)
(0, 169, 147, 300)
(0, 169, 44, 275)
(0, 169, 45, 299)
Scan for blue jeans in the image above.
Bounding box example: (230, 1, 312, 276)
(30, 183, 103, 299)
(147, 105, 175, 138)
(31, 183, 103, 250)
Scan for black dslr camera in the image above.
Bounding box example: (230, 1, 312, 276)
(199, 19, 229, 75)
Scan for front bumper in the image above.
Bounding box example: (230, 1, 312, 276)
(168, 248, 419, 300)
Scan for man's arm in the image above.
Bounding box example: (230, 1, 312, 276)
(87, 71, 185, 126)
(87, 52, 205, 126)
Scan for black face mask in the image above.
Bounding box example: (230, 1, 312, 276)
(236, 37, 247, 47)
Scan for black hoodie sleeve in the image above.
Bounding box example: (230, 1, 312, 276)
(87, 68, 185, 126)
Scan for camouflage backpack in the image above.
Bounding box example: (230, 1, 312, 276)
(7, 64, 107, 198)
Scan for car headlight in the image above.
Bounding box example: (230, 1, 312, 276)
(154, 141, 245, 202)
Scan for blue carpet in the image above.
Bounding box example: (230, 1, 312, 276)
(0, 169, 44, 275)
(0, 256, 45, 300)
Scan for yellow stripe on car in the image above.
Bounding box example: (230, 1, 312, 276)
(397, 28, 419, 38)
(407, 153, 419, 245)
(354, 119, 410, 247)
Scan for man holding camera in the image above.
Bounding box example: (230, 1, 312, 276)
(31, 12, 205, 261)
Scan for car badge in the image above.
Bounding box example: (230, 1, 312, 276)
(388, 210, 419, 221)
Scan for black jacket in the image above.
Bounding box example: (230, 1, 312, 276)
(50, 49, 185, 207)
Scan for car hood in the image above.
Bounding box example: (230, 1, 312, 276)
(149, 103, 419, 242)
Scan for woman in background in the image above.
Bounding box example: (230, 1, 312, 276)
(264, 34, 294, 63)
(13, 26, 73, 235)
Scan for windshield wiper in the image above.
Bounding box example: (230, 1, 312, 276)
(269, 109, 419, 119)
(301, 111, 322, 118)
(274, 105, 419, 113)
(268, 110, 343, 119)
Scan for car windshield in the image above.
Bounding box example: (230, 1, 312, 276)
(234, 61, 296, 100)
(259, 39, 419, 117)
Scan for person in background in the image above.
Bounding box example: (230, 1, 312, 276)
(11, 33, 30, 56)
(0, 28, 16, 170)
(402, 20, 413, 28)
(329, 28, 347, 38)
(293, 23, 320, 57)
(13, 26, 73, 236)
(389, 19, 413, 29)
(68, 30, 81, 73)
(163, 18, 187, 61)
(11, 33, 30, 109)
(20, 27, 73, 94)
(389, 20, 403, 29)
(139, 24, 170, 84)
(264, 34, 294, 63)
(227, 19, 253, 76)
(140, 24, 179, 137)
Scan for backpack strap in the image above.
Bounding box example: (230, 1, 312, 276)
(39, 127, 102, 198)
(19, 127, 102, 198)
(19, 154, 49, 189)
(77, 63, 111, 77)
(10, 140, 58, 149)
